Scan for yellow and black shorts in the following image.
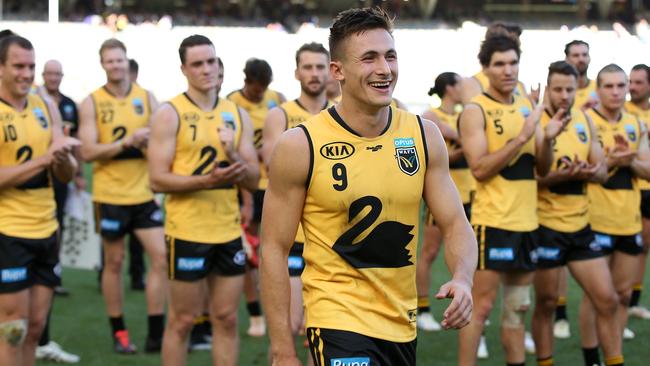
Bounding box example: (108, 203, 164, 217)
(306, 327, 416, 366)
(94, 200, 162, 240)
(536, 225, 605, 269)
(474, 225, 538, 272)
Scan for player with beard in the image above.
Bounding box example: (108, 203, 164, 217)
(565, 40, 598, 111)
(624, 64, 650, 323)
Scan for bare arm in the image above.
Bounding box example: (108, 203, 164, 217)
(460, 104, 529, 182)
(534, 123, 553, 177)
(422, 109, 458, 141)
(78, 96, 127, 161)
(147, 90, 160, 119)
(233, 108, 260, 191)
(0, 154, 51, 190)
(277, 92, 287, 104)
(261, 107, 287, 167)
(422, 119, 476, 329)
(631, 122, 650, 180)
(260, 128, 309, 364)
(48, 98, 79, 182)
(460, 77, 482, 105)
(586, 114, 608, 183)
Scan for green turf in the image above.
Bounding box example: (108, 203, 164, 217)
(42, 255, 650, 365)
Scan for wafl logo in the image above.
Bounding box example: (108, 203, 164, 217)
(394, 137, 419, 176)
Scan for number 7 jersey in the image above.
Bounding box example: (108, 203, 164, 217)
(299, 106, 426, 342)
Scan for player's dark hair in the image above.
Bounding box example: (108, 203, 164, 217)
(295, 42, 329, 67)
(178, 34, 213, 65)
(547, 61, 578, 84)
(244, 58, 273, 86)
(478, 35, 520, 67)
(0, 29, 15, 41)
(632, 64, 650, 84)
(0, 35, 33, 64)
(329, 7, 393, 61)
(217, 57, 223, 69)
(428, 72, 459, 97)
(596, 63, 626, 87)
(485, 22, 522, 43)
(99, 38, 127, 61)
(564, 40, 589, 57)
(129, 59, 138, 74)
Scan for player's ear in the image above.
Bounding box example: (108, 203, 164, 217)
(330, 60, 344, 82)
(180, 63, 187, 77)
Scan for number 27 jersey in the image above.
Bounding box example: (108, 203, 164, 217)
(300, 106, 426, 342)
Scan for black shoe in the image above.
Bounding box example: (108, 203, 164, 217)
(144, 336, 162, 353)
(54, 286, 70, 297)
(188, 329, 211, 352)
(131, 279, 145, 291)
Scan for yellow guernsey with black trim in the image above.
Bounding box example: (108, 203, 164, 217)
(278, 99, 332, 244)
(164, 94, 243, 244)
(538, 108, 592, 232)
(300, 106, 426, 342)
(574, 79, 597, 109)
(227, 89, 282, 190)
(473, 71, 527, 100)
(430, 107, 475, 203)
(625, 101, 650, 190)
(587, 108, 642, 235)
(469, 93, 537, 231)
(0, 95, 57, 238)
(90, 84, 153, 205)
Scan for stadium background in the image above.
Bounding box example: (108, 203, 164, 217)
(3, 0, 650, 364)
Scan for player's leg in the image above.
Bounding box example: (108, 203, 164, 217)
(532, 266, 561, 362)
(457, 269, 500, 366)
(609, 249, 640, 334)
(553, 268, 571, 338)
(101, 237, 127, 323)
(0, 290, 29, 365)
(23, 285, 53, 366)
(569, 257, 621, 360)
(416, 220, 442, 331)
(208, 274, 244, 366)
(128, 234, 146, 290)
(501, 271, 535, 365)
(244, 267, 264, 337)
(162, 280, 203, 365)
(629, 216, 650, 319)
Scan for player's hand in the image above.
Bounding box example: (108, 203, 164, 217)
(544, 108, 571, 141)
(125, 127, 150, 149)
(240, 201, 253, 228)
(203, 161, 247, 188)
(517, 104, 544, 144)
(271, 355, 302, 366)
(435, 279, 473, 330)
(576, 161, 603, 181)
(218, 126, 239, 162)
(609, 150, 637, 167)
(529, 83, 541, 104)
(580, 98, 598, 111)
(48, 136, 81, 164)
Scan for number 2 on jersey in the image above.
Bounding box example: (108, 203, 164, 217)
(193, 146, 217, 175)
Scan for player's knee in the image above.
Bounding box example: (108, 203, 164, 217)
(104, 252, 125, 271)
(501, 285, 531, 328)
(616, 288, 632, 307)
(169, 312, 195, 336)
(474, 296, 495, 321)
(535, 292, 558, 314)
(592, 291, 618, 316)
(212, 311, 237, 332)
(0, 319, 27, 347)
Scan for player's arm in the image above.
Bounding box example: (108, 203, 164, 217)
(78, 96, 131, 161)
(421, 118, 476, 330)
(277, 91, 287, 104)
(260, 128, 309, 364)
(421, 109, 458, 141)
(147, 90, 160, 117)
(48, 98, 79, 183)
(261, 107, 287, 167)
(584, 114, 608, 183)
(460, 77, 482, 104)
(631, 122, 650, 180)
(461, 104, 534, 181)
(230, 107, 260, 191)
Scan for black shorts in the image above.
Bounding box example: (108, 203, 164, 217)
(288, 242, 304, 277)
(536, 225, 606, 269)
(252, 189, 266, 223)
(592, 231, 643, 256)
(166, 236, 246, 281)
(0, 232, 61, 293)
(474, 225, 538, 272)
(94, 200, 163, 240)
(426, 202, 471, 226)
(641, 190, 650, 219)
(306, 328, 416, 366)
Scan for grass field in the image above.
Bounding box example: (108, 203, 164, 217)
(42, 253, 650, 365)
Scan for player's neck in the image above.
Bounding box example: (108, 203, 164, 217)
(297, 92, 327, 114)
(241, 86, 262, 103)
(595, 105, 621, 123)
(577, 74, 590, 89)
(485, 86, 513, 104)
(439, 98, 456, 114)
(633, 98, 650, 110)
(45, 89, 61, 103)
(336, 97, 390, 138)
(0, 88, 27, 111)
(186, 87, 217, 111)
(104, 79, 131, 98)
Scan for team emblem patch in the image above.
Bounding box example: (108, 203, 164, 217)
(32, 107, 48, 129)
(63, 104, 74, 120)
(267, 100, 277, 109)
(132, 98, 144, 115)
(394, 137, 419, 176)
(519, 106, 530, 118)
(221, 112, 236, 130)
(575, 123, 588, 143)
(625, 124, 637, 142)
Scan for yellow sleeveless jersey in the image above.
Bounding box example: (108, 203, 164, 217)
(164, 94, 243, 244)
(91, 84, 153, 205)
(624, 101, 650, 190)
(279, 99, 332, 244)
(473, 71, 527, 99)
(227, 89, 282, 190)
(0, 95, 57, 239)
(300, 106, 426, 342)
(469, 93, 537, 231)
(430, 107, 475, 203)
(587, 109, 642, 235)
(574, 79, 597, 109)
(538, 108, 592, 232)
